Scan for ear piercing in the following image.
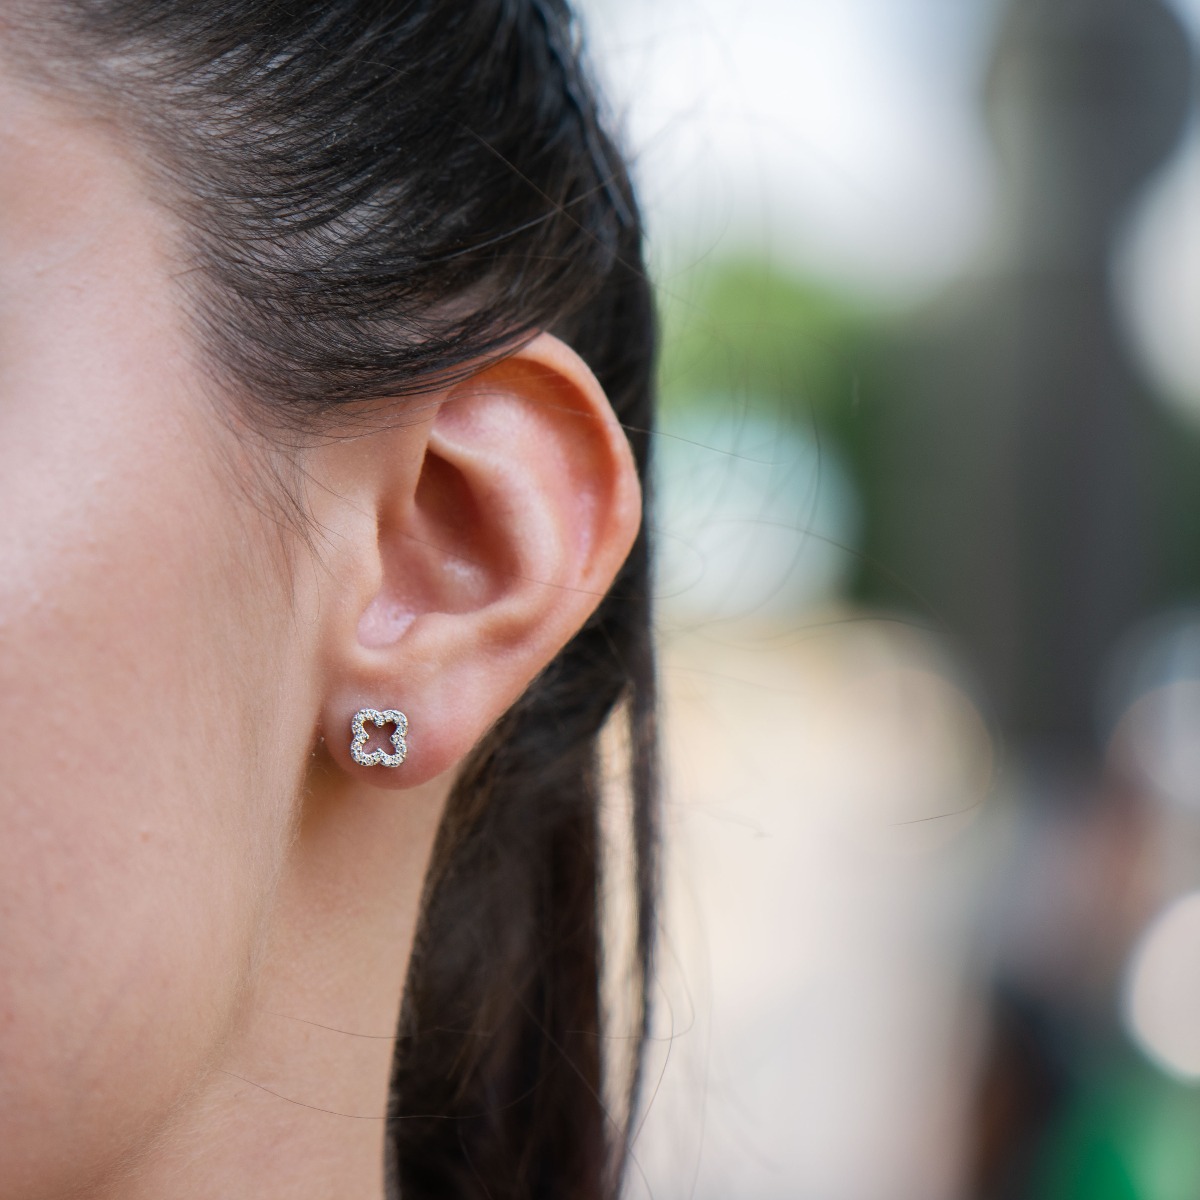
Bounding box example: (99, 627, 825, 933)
(350, 708, 409, 768)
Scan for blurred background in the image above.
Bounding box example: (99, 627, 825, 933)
(575, 1, 1200, 1197)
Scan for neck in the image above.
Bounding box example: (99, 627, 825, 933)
(108, 761, 448, 1200)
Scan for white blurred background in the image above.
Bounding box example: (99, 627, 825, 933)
(579, 2, 1200, 1197)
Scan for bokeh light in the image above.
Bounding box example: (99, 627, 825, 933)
(1124, 892, 1200, 1081)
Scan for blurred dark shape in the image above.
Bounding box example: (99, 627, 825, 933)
(989, 0, 1189, 268)
(860, 0, 1196, 758)
(971, 982, 1072, 1200)
(968, 773, 1156, 1200)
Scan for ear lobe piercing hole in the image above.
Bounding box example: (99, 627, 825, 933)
(350, 708, 408, 768)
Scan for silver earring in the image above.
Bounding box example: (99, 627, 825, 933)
(350, 708, 409, 768)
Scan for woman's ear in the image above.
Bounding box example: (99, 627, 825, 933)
(308, 333, 641, 789)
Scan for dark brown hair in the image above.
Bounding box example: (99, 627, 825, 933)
(8, 3, 658, 1197)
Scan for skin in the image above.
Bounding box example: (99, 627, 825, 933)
(0, 68, 640, 1200)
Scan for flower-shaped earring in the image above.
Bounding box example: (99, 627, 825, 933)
(350, 708, 409, 768)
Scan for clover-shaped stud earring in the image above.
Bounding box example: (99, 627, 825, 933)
(350, 707, 409, 768)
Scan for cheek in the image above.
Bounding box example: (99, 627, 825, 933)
(0, 308, 303, 1191)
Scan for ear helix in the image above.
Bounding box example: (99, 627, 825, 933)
(349, 707, 409, 768)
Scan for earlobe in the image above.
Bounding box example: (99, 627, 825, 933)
(314, 333, 641, 790)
